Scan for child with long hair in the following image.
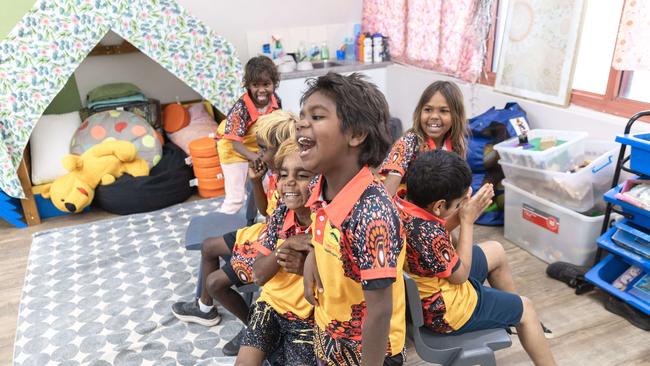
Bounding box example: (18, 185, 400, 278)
(235, 139, 316, 366)
(172, 110, 296, 356)
(380, 80, 469, 198)
(218, 56, 282, 214)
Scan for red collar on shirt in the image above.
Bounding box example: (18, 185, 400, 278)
(394, 194, 446, 226)
(426, 135, 453, 152)
(281, 209, 310, 234)
(268, 174, 278, 193)
(305, 167, 374, 228)
(243, 92, 279, 123)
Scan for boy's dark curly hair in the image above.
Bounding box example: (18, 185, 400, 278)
(300, 72, 392, 167)
(243, 56, 280, 88)
(406, 150, 472, 209)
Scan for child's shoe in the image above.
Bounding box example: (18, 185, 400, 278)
(222, 327, 246, 356)
(171, 299, 221, 326)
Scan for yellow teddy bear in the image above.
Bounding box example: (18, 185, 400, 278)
(41, 140, 150, 213)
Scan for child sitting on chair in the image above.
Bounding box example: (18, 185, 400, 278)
(395, 150, 556, 366)
(235, 139, 316, 366)
(218, 55, 282, 214)
(171, 110, 295, 356)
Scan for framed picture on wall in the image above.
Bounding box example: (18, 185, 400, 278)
(494, 0, 586, 107)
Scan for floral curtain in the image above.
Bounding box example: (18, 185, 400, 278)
(612, 0, 650, 71)
(362, 0, 494, 82)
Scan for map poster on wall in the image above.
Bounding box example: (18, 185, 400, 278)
(495, 0, 586, 107)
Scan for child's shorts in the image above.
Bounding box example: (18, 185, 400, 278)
(221, 230, 244, 287)
(454, 245, 524, 334)
(242, 301, 315, 366)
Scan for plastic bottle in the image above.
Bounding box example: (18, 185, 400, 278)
(320, 42, 330, 61)
(358, 33, 365, 63)
(345, 38, 355, 61)
(372, 33, 383, 63)
(363, 32, 373, 64)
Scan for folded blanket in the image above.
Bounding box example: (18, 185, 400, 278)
(87, 82, 142, 103)
(87, 93, 148, 110)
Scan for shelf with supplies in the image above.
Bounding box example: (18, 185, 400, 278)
(583, 110, 650, 317)
(596, 223, 650, 273)
(585, 254, 650, 315)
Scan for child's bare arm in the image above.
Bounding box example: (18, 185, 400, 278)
(383, 174, 402, 197)
(252, 251, 281, 286)
(276, 235, 311, 275)
(232, 140, 259, 161)
(448, 184, 494, 284)
(362, 286, 393, 366)
(248, 159, 269, 216)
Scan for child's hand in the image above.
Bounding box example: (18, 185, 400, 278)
(303, 249, 323, 306)
(459, 183, 494, 224)
(276, 235, 312, 275)
(248, 157, 267, 181)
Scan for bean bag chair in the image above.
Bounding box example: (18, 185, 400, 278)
(94, 142, 195, 215)
(71, 110, 163, 168)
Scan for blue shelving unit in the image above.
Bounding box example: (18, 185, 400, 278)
(0, 191, 26, 228)
(585, 111, 650, 316)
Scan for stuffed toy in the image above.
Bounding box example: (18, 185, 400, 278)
(41, 140, 149, 213)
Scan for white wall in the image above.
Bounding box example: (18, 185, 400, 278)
(73, 0, 363, 105)
(386, 64, 650, 139)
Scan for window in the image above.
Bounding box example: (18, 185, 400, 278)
(481, 0, 650, 119)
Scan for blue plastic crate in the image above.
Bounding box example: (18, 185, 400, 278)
(604, 184, 650, 228)
(616, 133, 650, 176)
(585, 254, 650, 315)
(598, 225, 650, 273)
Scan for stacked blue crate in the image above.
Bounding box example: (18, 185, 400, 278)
(585, 131, 650, 315)
(0, 191, 27, 228)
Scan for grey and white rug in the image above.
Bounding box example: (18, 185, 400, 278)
(13, 198, 242, 366)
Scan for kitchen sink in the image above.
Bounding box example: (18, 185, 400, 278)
(311, 61, 344, 69)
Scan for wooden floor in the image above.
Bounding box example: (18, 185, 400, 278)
(1, 203, 649, 366)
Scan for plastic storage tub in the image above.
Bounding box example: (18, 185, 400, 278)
(494, 129, 588, 171)
(503, 180, 604, 266)
(615, 132, 650, 176)
(499, 140, 617, 212)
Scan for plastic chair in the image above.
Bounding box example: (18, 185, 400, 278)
(404, 274, 512, 366)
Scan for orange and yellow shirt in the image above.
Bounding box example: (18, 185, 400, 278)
(395, 195, 478, 333)
(254, 204, 313, 320)
(306, 167, 406, 365)
(379, 131, 453, 178)
(216, 92, 281, 164)
(229, 174, 280, 284)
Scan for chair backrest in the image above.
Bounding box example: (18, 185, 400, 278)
(245, 180, 257, 226)
(404, 273, 425, 327)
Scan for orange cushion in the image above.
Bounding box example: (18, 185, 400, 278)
(189, 137, 218, 158)
(197, 177, 225, 190)
(192, 155, 220, 169)
(193, 165, 223, 179)
(163, 104, 190, 133)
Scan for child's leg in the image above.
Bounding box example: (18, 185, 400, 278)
(280, 316, 315, 366)
(476, 241, 517, 293)
(206, 269, 249, 323)
(235, 301, 282, 366)
(515, 296, 556, 366)
(199, 234, 236, 306)
(220, 162, 250, 214)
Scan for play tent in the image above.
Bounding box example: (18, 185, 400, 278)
(0, 0, 243, 198)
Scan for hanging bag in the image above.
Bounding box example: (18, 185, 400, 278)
(467, 102, 530, 225)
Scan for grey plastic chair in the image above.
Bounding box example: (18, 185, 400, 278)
(404, 274, 512, 366)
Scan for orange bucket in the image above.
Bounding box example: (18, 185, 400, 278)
(163, 104, 190, 133)
(198, 187, 225, 198)
(194, 165, 223, 179)
(192, 155, 220, 169)
(197, 177, 225, 191)
(189, 137, 218, 158)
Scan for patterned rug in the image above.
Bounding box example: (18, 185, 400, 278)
(13, 198, 242, 366)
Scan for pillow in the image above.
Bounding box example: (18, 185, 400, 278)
(71, 110, 163, 168)
(87, 83, 142, 103)
(29, 112, 82, 185)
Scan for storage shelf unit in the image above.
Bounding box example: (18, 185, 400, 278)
(585, 110, 650, 315)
